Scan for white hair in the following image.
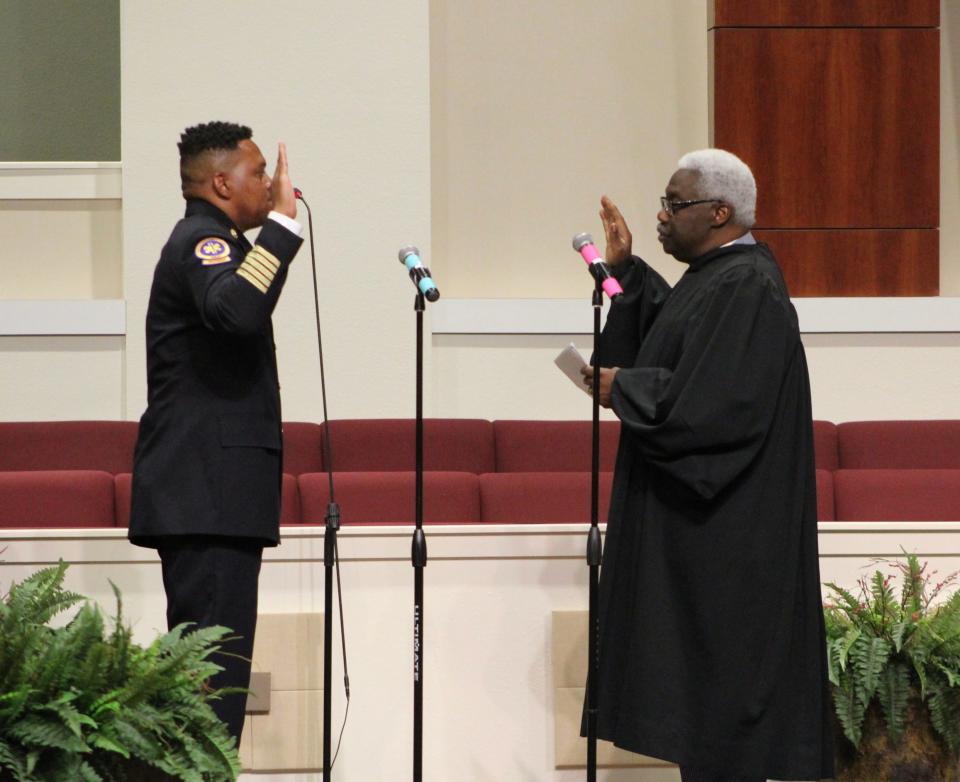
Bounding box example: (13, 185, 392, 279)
(677, 148, 756, 228)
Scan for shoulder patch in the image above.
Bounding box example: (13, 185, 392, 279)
(195, 237, 232, 265)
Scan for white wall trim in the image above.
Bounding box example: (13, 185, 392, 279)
(0, 162, 122, 199)
(0, 300, 125, 336)
(1, 521, 958, 564)
(430, 297, 960, 335)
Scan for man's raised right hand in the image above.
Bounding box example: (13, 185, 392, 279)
(599, 195, 632, 267)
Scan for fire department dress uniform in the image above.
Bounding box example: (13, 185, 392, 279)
(130, 196, 303, 740)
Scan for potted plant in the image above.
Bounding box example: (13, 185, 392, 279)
(0, 562, 241, 781)
(824, 552, 960, 780)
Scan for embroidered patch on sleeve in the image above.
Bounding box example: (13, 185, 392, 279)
(195, 237, 232, 265)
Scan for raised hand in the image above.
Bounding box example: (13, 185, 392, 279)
(271, 142, 297, 219)
(599, 195, 632, 267)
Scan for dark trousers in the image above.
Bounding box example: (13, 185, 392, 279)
(158, 536, 263, 743)
(679, 765, 765, 782)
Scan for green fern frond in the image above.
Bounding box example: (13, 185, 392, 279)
(928, 680, 960, 754)
(825, 582, 862, 619)
(850, 635, 891, 703)
(833, 680, 865, 746)
(826, 639, 840, 687)
(39, 696, 98, 738)
(876, 661, 911, 741)
(911, 654, 930, 699)
(8, 714, 89, 754)
(0, 736, 29, 782)
(927, 591, 960, 650)
(107, 717, 156, 762)
(197, 726, 242, 779)
(88, 732, 130, 759)
(0, 688, 33, 727)
(871, 570, 898, 622)
(78, 759, 104, 782)
(837, 626, 861, 672)
(934, 660, 960, 688)
(4, 561, 84, 627)
(890, 621, 911, 652)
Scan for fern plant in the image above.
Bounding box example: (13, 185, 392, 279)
(0, 562, 242, 781)
(824, 551, 960, 755)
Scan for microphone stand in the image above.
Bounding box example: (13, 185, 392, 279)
(585, 275, 604, 782)
(411, 291, 428, 782)
(297, 190, 349, 782)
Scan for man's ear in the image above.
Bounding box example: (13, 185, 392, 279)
(713, 202, 733, 227)
(212, 171, 231, 199)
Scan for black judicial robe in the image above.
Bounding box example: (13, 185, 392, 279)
(591, 242, 834, 780)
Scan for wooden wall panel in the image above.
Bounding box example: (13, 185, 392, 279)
(713, 28, 939, 230)
(754, 229, 939, 297)
(712, 0, 938, 28)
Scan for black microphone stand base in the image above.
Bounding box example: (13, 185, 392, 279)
(323, 501, 340, 781)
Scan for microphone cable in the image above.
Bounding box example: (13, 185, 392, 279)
(295, 188, 351, 769)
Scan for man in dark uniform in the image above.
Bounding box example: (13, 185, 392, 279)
(129, 121, 303, 741)
(581, 149, 833, 782)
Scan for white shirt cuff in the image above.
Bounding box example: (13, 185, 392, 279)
(268, 210, 303, 237)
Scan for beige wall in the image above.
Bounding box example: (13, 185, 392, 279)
(0, 336, 124, 420)
(431, 0, 707, 297)
(0, 201, 122, 299)
(120, 0, 432, 422)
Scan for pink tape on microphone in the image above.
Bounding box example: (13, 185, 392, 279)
(577, 243, 603, 264)
(577, 245, 624, 298)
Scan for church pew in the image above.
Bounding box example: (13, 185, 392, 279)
(479, 472, 614, 524)
(297, 471, 480, 525)
(0, 470, 115, 528)
(0, 421, 137, 474)
(834, 469, 960, 521)
(838, 420, 960, 469)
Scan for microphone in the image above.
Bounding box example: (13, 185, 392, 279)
(398, 246, 440, 302)
(572, 233, 623, 300)
(294, 187, 303, 200)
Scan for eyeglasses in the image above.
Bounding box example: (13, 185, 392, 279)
(659, 197, 722, 216)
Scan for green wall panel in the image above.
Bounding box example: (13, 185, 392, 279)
(0, 0, 120, 161)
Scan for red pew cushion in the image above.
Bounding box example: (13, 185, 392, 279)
(815, 469, 834, 522)
(298, 471, 480, 524)
(0, 470, 115, 528)
(0, 421, 138, 474)
(838, 420, 960, 469)
(834, 469, 960, 521)
(493, 420, 620, 472)
(281, 422, 324, 476)
(280, 473, 300, 525)
(812, 420, 838, 472)
(321, 419, 494, 473)
(115, 473, 132, 527)
(480, 472, 614, 524)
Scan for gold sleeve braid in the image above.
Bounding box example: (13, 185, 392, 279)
(236, 245, 282, 294)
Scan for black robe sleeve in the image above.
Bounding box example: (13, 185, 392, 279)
(596, 256, 671, 369)
(611, 263, 790, 500)
(178, 218, 303, 336)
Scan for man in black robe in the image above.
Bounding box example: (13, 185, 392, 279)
(581, 149, 833, 782)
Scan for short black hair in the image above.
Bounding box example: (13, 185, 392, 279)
(178, 121, 252, 161)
